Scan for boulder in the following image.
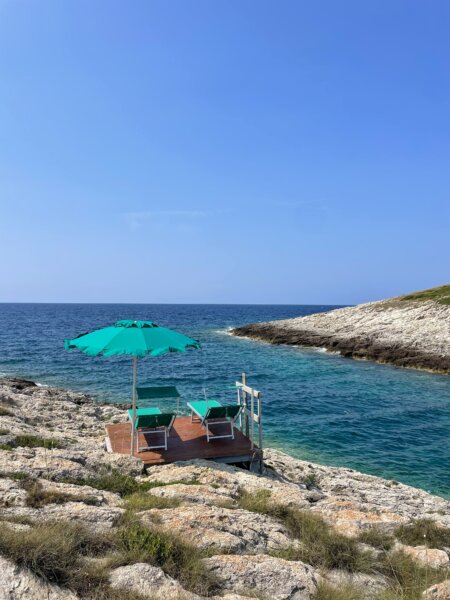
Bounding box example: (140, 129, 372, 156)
(422, 580, 450, 599)
(394, 542, 450, 569)
(204, 554, 317, 599)
(139, 504, 297, 553)
(323, 570, 389, 599)
(109, 562, 199, 599)
(0, 555, 77, 599)
(311, 497, 408, 537)
(140, 459, 313, 509)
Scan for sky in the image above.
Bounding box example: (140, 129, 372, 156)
(0, 1, 449, 304)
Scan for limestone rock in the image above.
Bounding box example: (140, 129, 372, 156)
(264, 449, 450, 529)
(204, 554, 317, 599)
(231, 293, 450, 373)
(140, 458, 312, 509)
(0, 501, 123, 531)
(0, 555, 77, 599)
(311, 497, 408, 537)
(149, 483, 235, 507)
(422, 579, 450, 599)
(109, 562, 199, 599)
(139, 504, 297, 553)
(323, 570, 389, 599)
(394, 542, 450, 569)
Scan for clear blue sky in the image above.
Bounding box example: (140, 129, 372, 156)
(0, 1, 449, 304)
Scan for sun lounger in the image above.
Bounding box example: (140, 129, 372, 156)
(127, 406, 162, 420)
(132, 412, 176, 452)
(187, 400, 242, 442)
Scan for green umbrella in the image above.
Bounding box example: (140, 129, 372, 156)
(65, 319, 200, 454)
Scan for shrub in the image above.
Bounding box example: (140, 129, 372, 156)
(63, 469, 196, 498)
(114, 518, 217, 595)
(21, 480, 100, 508)
(123, 491, 179, 512)
(315, 581, 364, 600)
(0, 428, 9, 435)
(0, 521, 115, 597)
(0, 405, 13, 416)
(0, 471, 30, 480)
(394, 519, 450, 550)
(376, 549, 447, 600)
(2, 435, 66, 450)
(358, 529, 395, 551)
(239, 490, 373, 572)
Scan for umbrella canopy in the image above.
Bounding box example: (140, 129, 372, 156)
(65, 320, 200, 455)
(65, 319, 200, 357)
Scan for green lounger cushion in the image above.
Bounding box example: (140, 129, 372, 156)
(205, 404, 242, 420)
(188, 400, 222, 419)
(135, 412, 175, 430)
(127, 407, 161, 421)
(136, 386, 180, 400)
(188, 400, 241, 421)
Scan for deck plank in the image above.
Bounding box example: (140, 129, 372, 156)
(105, 416, 258, 465)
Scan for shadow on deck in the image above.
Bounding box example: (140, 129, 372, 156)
(105, 416, 261, 466)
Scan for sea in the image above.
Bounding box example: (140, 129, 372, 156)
(0, 303, 449, 498)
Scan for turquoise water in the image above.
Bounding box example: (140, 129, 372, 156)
(0, 303, 449, 497)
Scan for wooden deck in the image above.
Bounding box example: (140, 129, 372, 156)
(105, 417, 260, 466)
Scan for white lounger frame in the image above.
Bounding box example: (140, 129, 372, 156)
(134, 415, 176, 452)
(190, 406, 240, 442)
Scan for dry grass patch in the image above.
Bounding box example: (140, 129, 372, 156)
(394, 519, 450, 550)
(0, 434, 66, 451)
(122, 490, 180, 511)
(375, 549, 448, 600)
(21, 479, 100, 508)
(0, 520, 121, 598)
(239, 490, 373, 572)
(112, 516, 218, 596)
(358, 529, 395, 552)
(315, 580, 364, 600)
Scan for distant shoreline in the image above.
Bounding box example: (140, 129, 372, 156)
(232, 287, 450, 375)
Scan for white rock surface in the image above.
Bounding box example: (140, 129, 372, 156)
(0, 555, 77, 600)
(139, 504, 297, 553)
(394, 542, 450, 569)
(109, 562, 199, 599)
(204, 554, 318, 599)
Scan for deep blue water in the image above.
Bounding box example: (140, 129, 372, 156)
(0, 303, 449, 498)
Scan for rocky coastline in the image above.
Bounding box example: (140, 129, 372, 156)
(0, 377, 449, 599)
(232, 288, 450, 374)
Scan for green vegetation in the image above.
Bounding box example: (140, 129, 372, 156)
(240, 490, 449, 599)
(315, 581, 364, 600)
(62, 468, 200, 498)
(401, 284, 450, 306)
(358, 529, 395, 551)
(0, 434, 66, 451)
(0, 428, 9, 435)
(376, 550, 446, 600)
(21, 479, 100, 508)
(0, 521, 124, 599)
(122, 490, 179, 511)
(113, 516, 217, 595)
(239, 490, 373, 572)
(394, 518, 450, 550)
(0, 405, 13, 416)
(0, 470, 30, 480)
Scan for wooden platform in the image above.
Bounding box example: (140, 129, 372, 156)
(105, 417, 260, 466)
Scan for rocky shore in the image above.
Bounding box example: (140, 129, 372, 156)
(0, 377, 449, 599)
(232, 286, 450, 374)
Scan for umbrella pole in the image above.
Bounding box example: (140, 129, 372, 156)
(131, 355, 137, 455)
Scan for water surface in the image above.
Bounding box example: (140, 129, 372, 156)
(0, 303, 449, 497)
